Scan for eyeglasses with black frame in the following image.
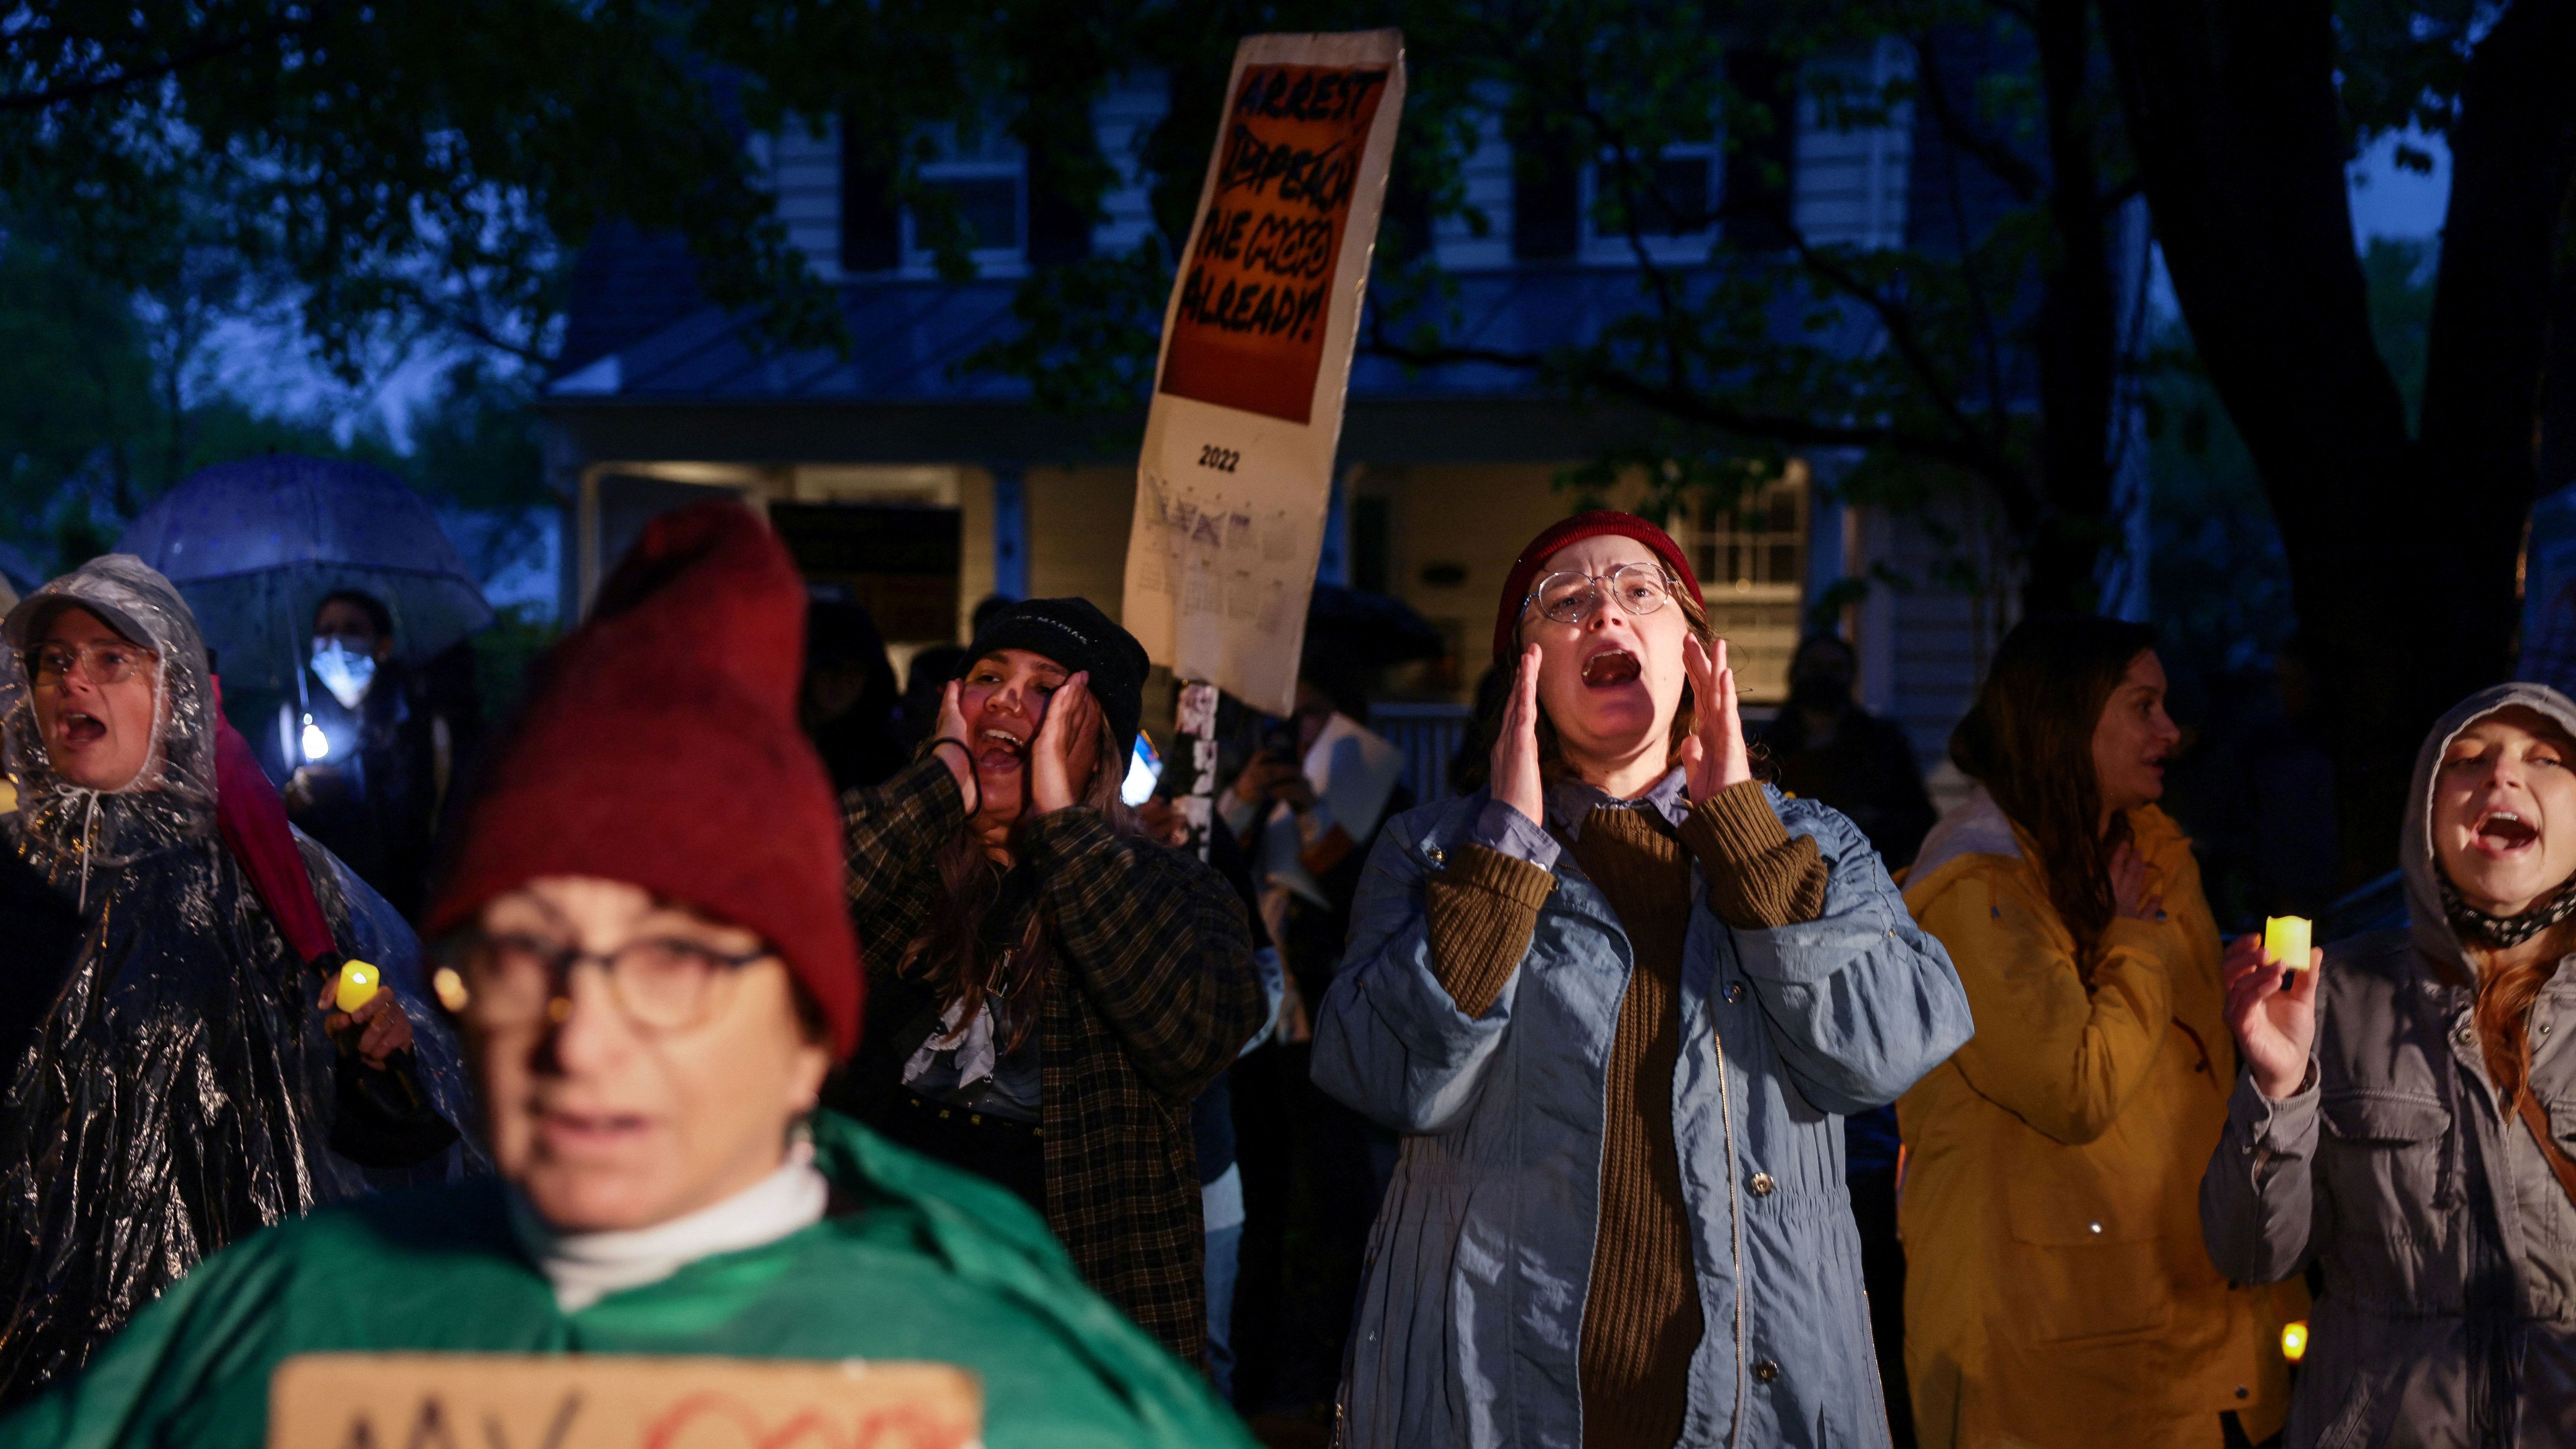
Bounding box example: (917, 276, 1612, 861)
(1521, 564, 1680, 627)
(432, 930, 776, 1033)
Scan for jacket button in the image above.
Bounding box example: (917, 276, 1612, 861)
(2457, 1024, 2476, 1046)
(2235, 1386, 2249, 1400)
(2087, 1221, 2104, 1235)
(1426, 845, 1446, 868)
(1753, 1359, 1780, 1383)
(1750, 1173, 1775, 1197)
(1725, 982, 1746, 1004)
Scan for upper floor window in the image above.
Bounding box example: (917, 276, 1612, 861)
(1591, 149, 1715, 238)
(1507, 48, 1795, 267)
(1678, 465, 1809, 702)
(839, 117, 1093, 278)
(905, 133, 1027, 270)
(1583, 142, 1719, 263)
(1717, 47, 1795, 252)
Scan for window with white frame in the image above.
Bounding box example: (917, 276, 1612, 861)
(1582, 142, 1719, 263)
(903, 130, 1027, 272)
(1677, 462, 1809, 703)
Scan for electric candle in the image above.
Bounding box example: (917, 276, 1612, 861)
(334, 960, 382, 1014)
(2263, 916, 2312, 972)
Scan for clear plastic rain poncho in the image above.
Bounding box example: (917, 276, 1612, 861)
(0, 555, 478, 1405)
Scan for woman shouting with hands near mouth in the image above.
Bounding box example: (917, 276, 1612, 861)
(832, 597, 1266, 1368)
(2204, 685, 2576, 1446)
(1312, 511, 1971, 1449)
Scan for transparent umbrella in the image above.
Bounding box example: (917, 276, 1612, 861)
(115, 455, 494, 698)
(0, 540, 41, 601)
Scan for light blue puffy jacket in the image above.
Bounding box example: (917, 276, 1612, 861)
(1312, 785, 1972, 1449)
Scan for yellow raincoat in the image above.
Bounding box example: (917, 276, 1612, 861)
(1896, 792, 2303, 1449)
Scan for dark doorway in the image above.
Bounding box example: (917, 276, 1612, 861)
(769, 502, 963, 642)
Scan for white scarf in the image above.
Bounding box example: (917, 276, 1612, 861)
(508, 1140, 829, 1313)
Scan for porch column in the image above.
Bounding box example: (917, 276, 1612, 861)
(991, 464, 1028, 601)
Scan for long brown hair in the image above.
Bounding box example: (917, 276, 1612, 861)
(2474, 937, 2564, 1109)
(1950, 615, 2158, 973)
(901, 715, 1140, 1053)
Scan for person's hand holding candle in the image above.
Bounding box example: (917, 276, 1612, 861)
(319, 961, 413, 1070)
(2264, 915, 2312, 972)
(2221, 928, 2323, 1100)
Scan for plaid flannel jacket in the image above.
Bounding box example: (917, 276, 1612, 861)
(840, 756, 1267, 1365)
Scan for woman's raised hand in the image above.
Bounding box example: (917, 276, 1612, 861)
(1490, 643, 1544, 827)
(1680, 634, 1753, 804)
(319, 982, 414, 1070)
(2222, 932, 2321, 1100)
(2109, 841, 2163, 922)
(1029, 671, 1100, 816)
(931, 679, 979, 812)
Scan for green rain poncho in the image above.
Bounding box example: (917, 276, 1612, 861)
(0, 1113, 1253, 1449)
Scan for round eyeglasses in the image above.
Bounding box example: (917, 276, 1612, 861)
(26, 640, 156, 688)
(435, 931, 774, 1033)
(1522, 564, 1680, 626)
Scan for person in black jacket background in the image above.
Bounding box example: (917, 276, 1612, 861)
(1757, 633, 1937, 868)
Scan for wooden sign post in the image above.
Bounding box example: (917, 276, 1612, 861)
(1122, 29, 1406, 854)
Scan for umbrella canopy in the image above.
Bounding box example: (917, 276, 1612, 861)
(115, 455, 493, 697)
(1303, 584, 1449, 669)
(0, 541, 41, 602)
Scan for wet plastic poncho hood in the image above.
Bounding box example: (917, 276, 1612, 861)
(3, 555, 220, 906)
(0, 554, 474, 1407)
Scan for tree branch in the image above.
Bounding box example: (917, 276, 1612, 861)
(1775, 218, 2014, 473)
(1908, 31, 2046, 203)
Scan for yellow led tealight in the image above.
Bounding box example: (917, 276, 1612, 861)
(334, 960, 383, 1015)
(2281, 1320, 2308, 1363)
(2263, 916, 2312, 972)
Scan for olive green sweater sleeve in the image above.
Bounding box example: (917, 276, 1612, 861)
(1678, 781, 1829, 929)
(1424, 843, 1556, 1018)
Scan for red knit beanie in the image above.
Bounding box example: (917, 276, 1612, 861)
(424, 502, 863, 1058)
(1492, 510, 1704, 661)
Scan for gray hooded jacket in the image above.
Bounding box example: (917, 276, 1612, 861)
(2202, 682, 2576, 1447)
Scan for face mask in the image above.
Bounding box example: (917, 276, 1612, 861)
(311, 638, 377, 709)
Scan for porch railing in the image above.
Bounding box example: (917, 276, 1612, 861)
(1369, 700, 1477, 808)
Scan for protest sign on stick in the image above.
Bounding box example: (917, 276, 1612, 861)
(266, 1353, 981, 1449)
(1121, 29, 1407, 719)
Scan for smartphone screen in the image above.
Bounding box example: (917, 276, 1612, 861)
(1121, 733, 1164, 807)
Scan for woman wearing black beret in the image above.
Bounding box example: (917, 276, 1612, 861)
(831, 597, 1268, 1368)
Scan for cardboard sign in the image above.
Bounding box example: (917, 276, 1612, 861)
(267, 1353, 981, 1449)
(1123, 30, 1406, 715)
